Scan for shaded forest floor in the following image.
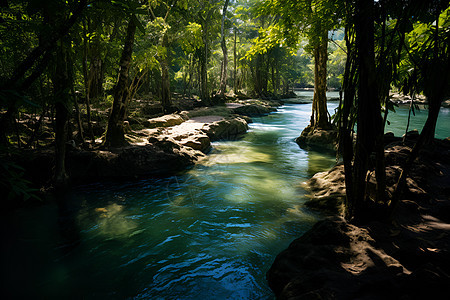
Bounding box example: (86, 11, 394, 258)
(268, 135, 450, 299)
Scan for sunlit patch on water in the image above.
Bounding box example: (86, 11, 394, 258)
(199, 142, 272, 165)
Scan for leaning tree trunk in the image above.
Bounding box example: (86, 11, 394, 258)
(311, 32, 330, 129)
(104, 19, 136, 148)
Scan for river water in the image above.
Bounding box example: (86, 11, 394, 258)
(2, 92, 449, 299)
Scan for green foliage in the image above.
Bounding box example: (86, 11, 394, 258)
(395, 6, 450, 99)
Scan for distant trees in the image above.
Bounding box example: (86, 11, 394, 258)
(0, 0, 348, 196)
(253, 0, 341, 128)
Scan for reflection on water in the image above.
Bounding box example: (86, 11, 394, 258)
(2, 99, 449, 299)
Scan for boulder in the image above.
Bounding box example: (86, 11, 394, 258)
(232, 104, 275, 117)
(180, 134, 211, 153)
(296, 125, 338, 152)
(442, 99, 450, 108)
(143, 114, 185, 128)
(304, 164, 346, 215)
(202, 117, 248, 141)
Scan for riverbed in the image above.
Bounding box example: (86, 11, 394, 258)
(2, 93, 449, 299)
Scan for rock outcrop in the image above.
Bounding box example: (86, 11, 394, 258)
(20, 113, 250, 184)
(267, 217, 414, 300)
(296, 125, 338, 152)
(232, 104, 276, 117)
(202, 117, 249, 141)
(143, 114, 185, 128)
(268, 137, 450, 300)
(304, 165, 346, 215)
(68, 139, 203, 180)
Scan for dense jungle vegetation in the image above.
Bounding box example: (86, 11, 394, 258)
(1, 0, 450, 222)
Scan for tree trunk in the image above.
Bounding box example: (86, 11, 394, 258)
(340, 23, 357, 219)
(311, 32, 329, 129)
(0, 0, 87, 91)
(233, 28, 237, 93)
(219, 0, 229, 97)
(0, 0, 87, 146)
(160, 34, 172, 113)
(200, 22, 210, 105)
(82, 20, 95, 142)
(53, 42, 71, 188)
(353, 0, 384, 222)
(104, 19, 136, 148)
(72, 87, 84, 144)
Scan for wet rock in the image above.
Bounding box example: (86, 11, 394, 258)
(384, 131, 400, 145)
(296, 125, 338, 152)
(202, 117, 248, 141)
(143, 114, 185, 128)
(66, 140, 203, 180)
(442, 99, 450, 108)
(180, 134, 211, 153)
(390, 92, 427, 105)
(280, 91, 298, 99)
(403, 129, 420, 140)
(304, 165, 346, 215)
(232, 104, 275, 117)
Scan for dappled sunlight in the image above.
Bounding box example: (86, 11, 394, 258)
(200, 143, 272, 166)
(225, 172, 299, 204)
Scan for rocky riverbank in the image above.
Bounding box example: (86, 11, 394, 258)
(267, 135, 450, 299)
(390, 92, 450, 108)
(17, 99, 284, 188)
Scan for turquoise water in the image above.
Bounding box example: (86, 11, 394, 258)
(385, 105, 450, 139)
(2, 97, 449, 299)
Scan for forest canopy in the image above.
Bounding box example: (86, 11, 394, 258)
(1, 0, 449, 222)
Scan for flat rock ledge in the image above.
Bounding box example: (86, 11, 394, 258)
(22, 115, 249, 184)
(296, 125, 338, 152)
(268, 139, 450, 299)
